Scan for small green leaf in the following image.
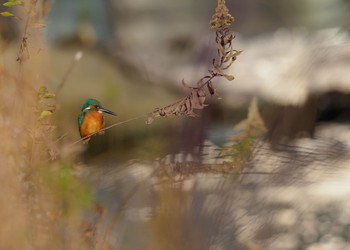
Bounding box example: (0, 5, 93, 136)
(38, 86, 47, 94)
(0, 11, 14, 17)
(3, 0, 23, 7)
(39, 110, 53, 120)
(44, 92, 56, 99)
(37, 86, 55, 99)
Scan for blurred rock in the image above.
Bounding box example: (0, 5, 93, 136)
(47, 0, 114, 47)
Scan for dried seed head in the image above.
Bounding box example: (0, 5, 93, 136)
(210, 0, 234, 29)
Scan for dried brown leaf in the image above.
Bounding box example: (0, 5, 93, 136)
(181, 79, 193, 89)
(217, 43, 225, 54)
(146, 115, 154, 125)
(221, 57, 236, 70)
(223, 74, 235, 81)
(190, 90, 207, 109)
(207, 81, 216, 95)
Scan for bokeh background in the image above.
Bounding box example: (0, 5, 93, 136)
(1, 0, 350, 249)
(41, 0, 350, 159)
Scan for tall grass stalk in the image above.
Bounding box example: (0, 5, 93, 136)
(0, 1, 90, 249)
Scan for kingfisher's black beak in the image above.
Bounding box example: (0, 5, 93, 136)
(99, 107, 117, 116)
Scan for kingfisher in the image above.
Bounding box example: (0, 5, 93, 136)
(78, 99, 117, 143)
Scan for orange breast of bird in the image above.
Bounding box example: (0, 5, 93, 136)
(80, 110, 104, 141)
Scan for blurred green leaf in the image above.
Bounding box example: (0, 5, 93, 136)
(39, 110, 53, 119)
(55, 166, 93, 209)
(38, 86, 47, 95)
(37, 86, 55, 99)
(0, 11, 14, 17)
(3, 0, 23, 7)
(44, 92, 56, 99)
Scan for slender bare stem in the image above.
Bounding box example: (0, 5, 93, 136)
(56, 51, 83, 95)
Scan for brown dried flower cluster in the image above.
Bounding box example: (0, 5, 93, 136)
(146, 0, 240, 124)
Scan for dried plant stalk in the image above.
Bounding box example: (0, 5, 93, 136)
(146, 0, 241, 124)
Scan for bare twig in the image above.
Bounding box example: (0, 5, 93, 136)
(56, 51, 83, 95)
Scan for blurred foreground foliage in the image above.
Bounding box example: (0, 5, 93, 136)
(0, 0, 93, 249)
